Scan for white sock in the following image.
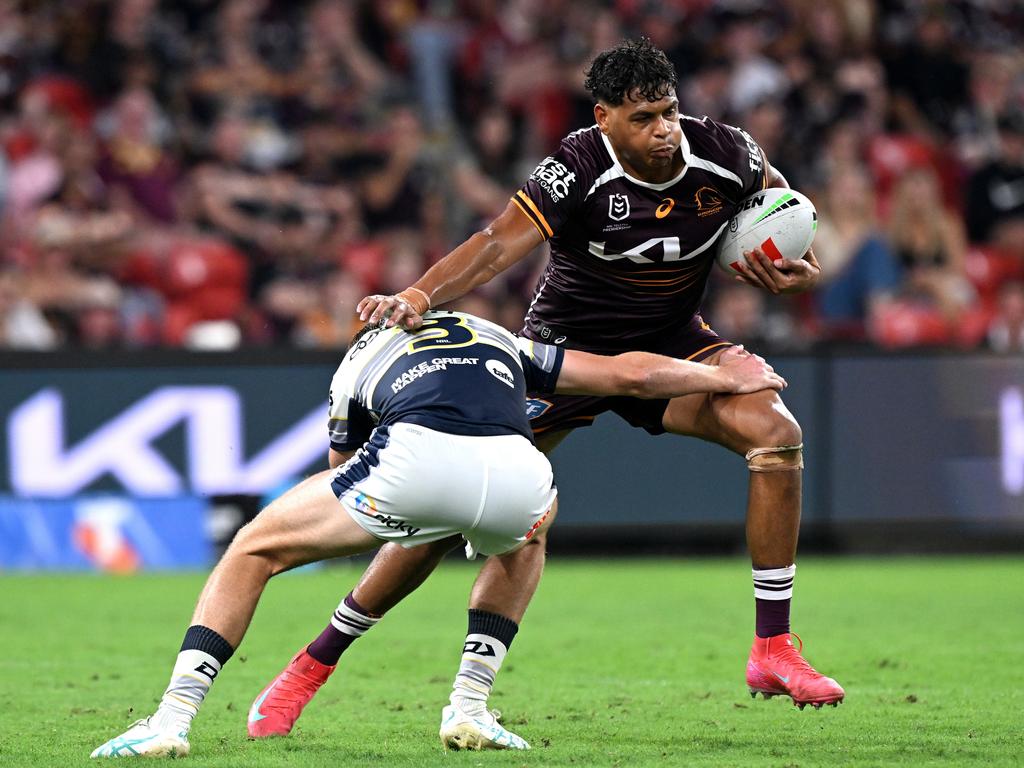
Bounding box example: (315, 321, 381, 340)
(150, 650, 222, 734)
(450, 633, 508, 716)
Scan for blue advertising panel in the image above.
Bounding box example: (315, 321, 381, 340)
(0, 495, 209, 571)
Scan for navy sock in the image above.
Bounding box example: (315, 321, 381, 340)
(180, 624, 234, 665)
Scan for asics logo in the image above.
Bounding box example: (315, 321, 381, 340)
(655, 198, 675, 218)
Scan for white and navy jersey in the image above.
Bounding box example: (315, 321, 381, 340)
(513, 117, 769, 351)
(328, 311, 564, 451)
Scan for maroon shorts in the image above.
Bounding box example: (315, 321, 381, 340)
(522, 315, 733, 436)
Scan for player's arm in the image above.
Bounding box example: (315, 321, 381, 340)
(357, 201, 545, 328)
(554, 346, 786, 398)
(735, 154, 822, 295)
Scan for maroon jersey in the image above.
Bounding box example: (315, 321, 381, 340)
(513, 116, 769, 352)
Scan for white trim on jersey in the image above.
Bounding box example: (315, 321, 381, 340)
(587, 131, 692, 197)
(524, 271, 550, 328)
(685, 155, 743, 187)
(585, 163, 626, 200)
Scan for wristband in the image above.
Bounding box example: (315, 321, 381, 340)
(397, 287, 431, 315)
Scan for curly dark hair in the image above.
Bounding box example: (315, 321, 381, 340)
(584, 38, 678, 105)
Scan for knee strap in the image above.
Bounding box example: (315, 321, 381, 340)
(745, 443, 804, 473)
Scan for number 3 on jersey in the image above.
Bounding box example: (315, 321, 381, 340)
(407, 314, 478, 353)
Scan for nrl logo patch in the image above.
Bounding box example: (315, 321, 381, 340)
(608, 193, 630, 221)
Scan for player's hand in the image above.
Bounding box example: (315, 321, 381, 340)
(733, 247, 822, 295)
(717, 345, 787, 393)
(357, 294, 425, 329)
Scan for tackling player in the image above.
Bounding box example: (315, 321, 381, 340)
(90, 310, 786, 758)
(249, 38, 842, 748)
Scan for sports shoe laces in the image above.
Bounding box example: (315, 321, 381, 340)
(262, 669, 321, 713)
(772, 632, 816, 674)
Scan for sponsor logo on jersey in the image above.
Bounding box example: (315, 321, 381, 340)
(525, 398, 553, 420)
(391, 357, 479, 393)
(486, 359, 516, 388)
(738, 127, 764, 174)
(347, 328, 382, 360)
(608, 193, 630, 221)
(655, 198, 675, 218)
(531, 156, 576, 202)
(694, 186, 725, 217)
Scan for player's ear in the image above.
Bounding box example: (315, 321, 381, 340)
(594, 102, 610, 134)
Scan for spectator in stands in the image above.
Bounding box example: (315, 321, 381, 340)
(812, 166, 901, 339)
(0, 1, 1021, 349)
(0, 268, 57, 348)
(96, 85, 179, 224)
(965, 112, 1024, 258)
(986, 281, 1024, 353)
(887, 166, 974, 324)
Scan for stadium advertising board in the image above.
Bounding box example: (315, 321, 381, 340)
(0, 353, 1020, 569)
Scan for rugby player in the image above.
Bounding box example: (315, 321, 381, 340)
(249, 38, 843, 748)
(90, 310, 785, 758)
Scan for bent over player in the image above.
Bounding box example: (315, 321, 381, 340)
(90, 310, 786, 758)
(252, 38, 843, 746)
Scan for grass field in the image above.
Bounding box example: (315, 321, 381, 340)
(1, 557, 1022, 767)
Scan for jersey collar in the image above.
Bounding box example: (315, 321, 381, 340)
(599, 126, 691, 191)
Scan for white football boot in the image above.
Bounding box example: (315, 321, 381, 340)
(439, 703, 530, 750)
(91, 717, 190, 758)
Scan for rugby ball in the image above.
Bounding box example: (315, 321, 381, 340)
(716, 188, 817, 275)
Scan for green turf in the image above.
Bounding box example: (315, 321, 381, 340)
(1, 557, 1022, 767)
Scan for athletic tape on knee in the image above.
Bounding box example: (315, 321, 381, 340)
(745, 443, 804, 473)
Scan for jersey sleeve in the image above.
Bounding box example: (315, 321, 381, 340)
(513, 139, 591, 239)
(328, 397, 373, 453)
(701, 118, 770, 198)
(327, 357, 373, 452)
(514, 336, 565, 395)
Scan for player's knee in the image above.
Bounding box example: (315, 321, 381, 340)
(763, 408, 802, 449)
(743, 402, 803, 473)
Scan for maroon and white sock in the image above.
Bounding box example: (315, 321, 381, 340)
(753, 564, 795, 639)
(306, 592, 381, 666)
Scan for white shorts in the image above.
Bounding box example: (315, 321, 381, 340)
(331, 423, 557, 558)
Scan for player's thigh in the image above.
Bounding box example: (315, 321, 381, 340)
(661, 351, 801, 454)
(231, 469, 380, 570)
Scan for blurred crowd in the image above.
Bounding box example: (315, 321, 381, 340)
(0, 0, 1022, 352)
